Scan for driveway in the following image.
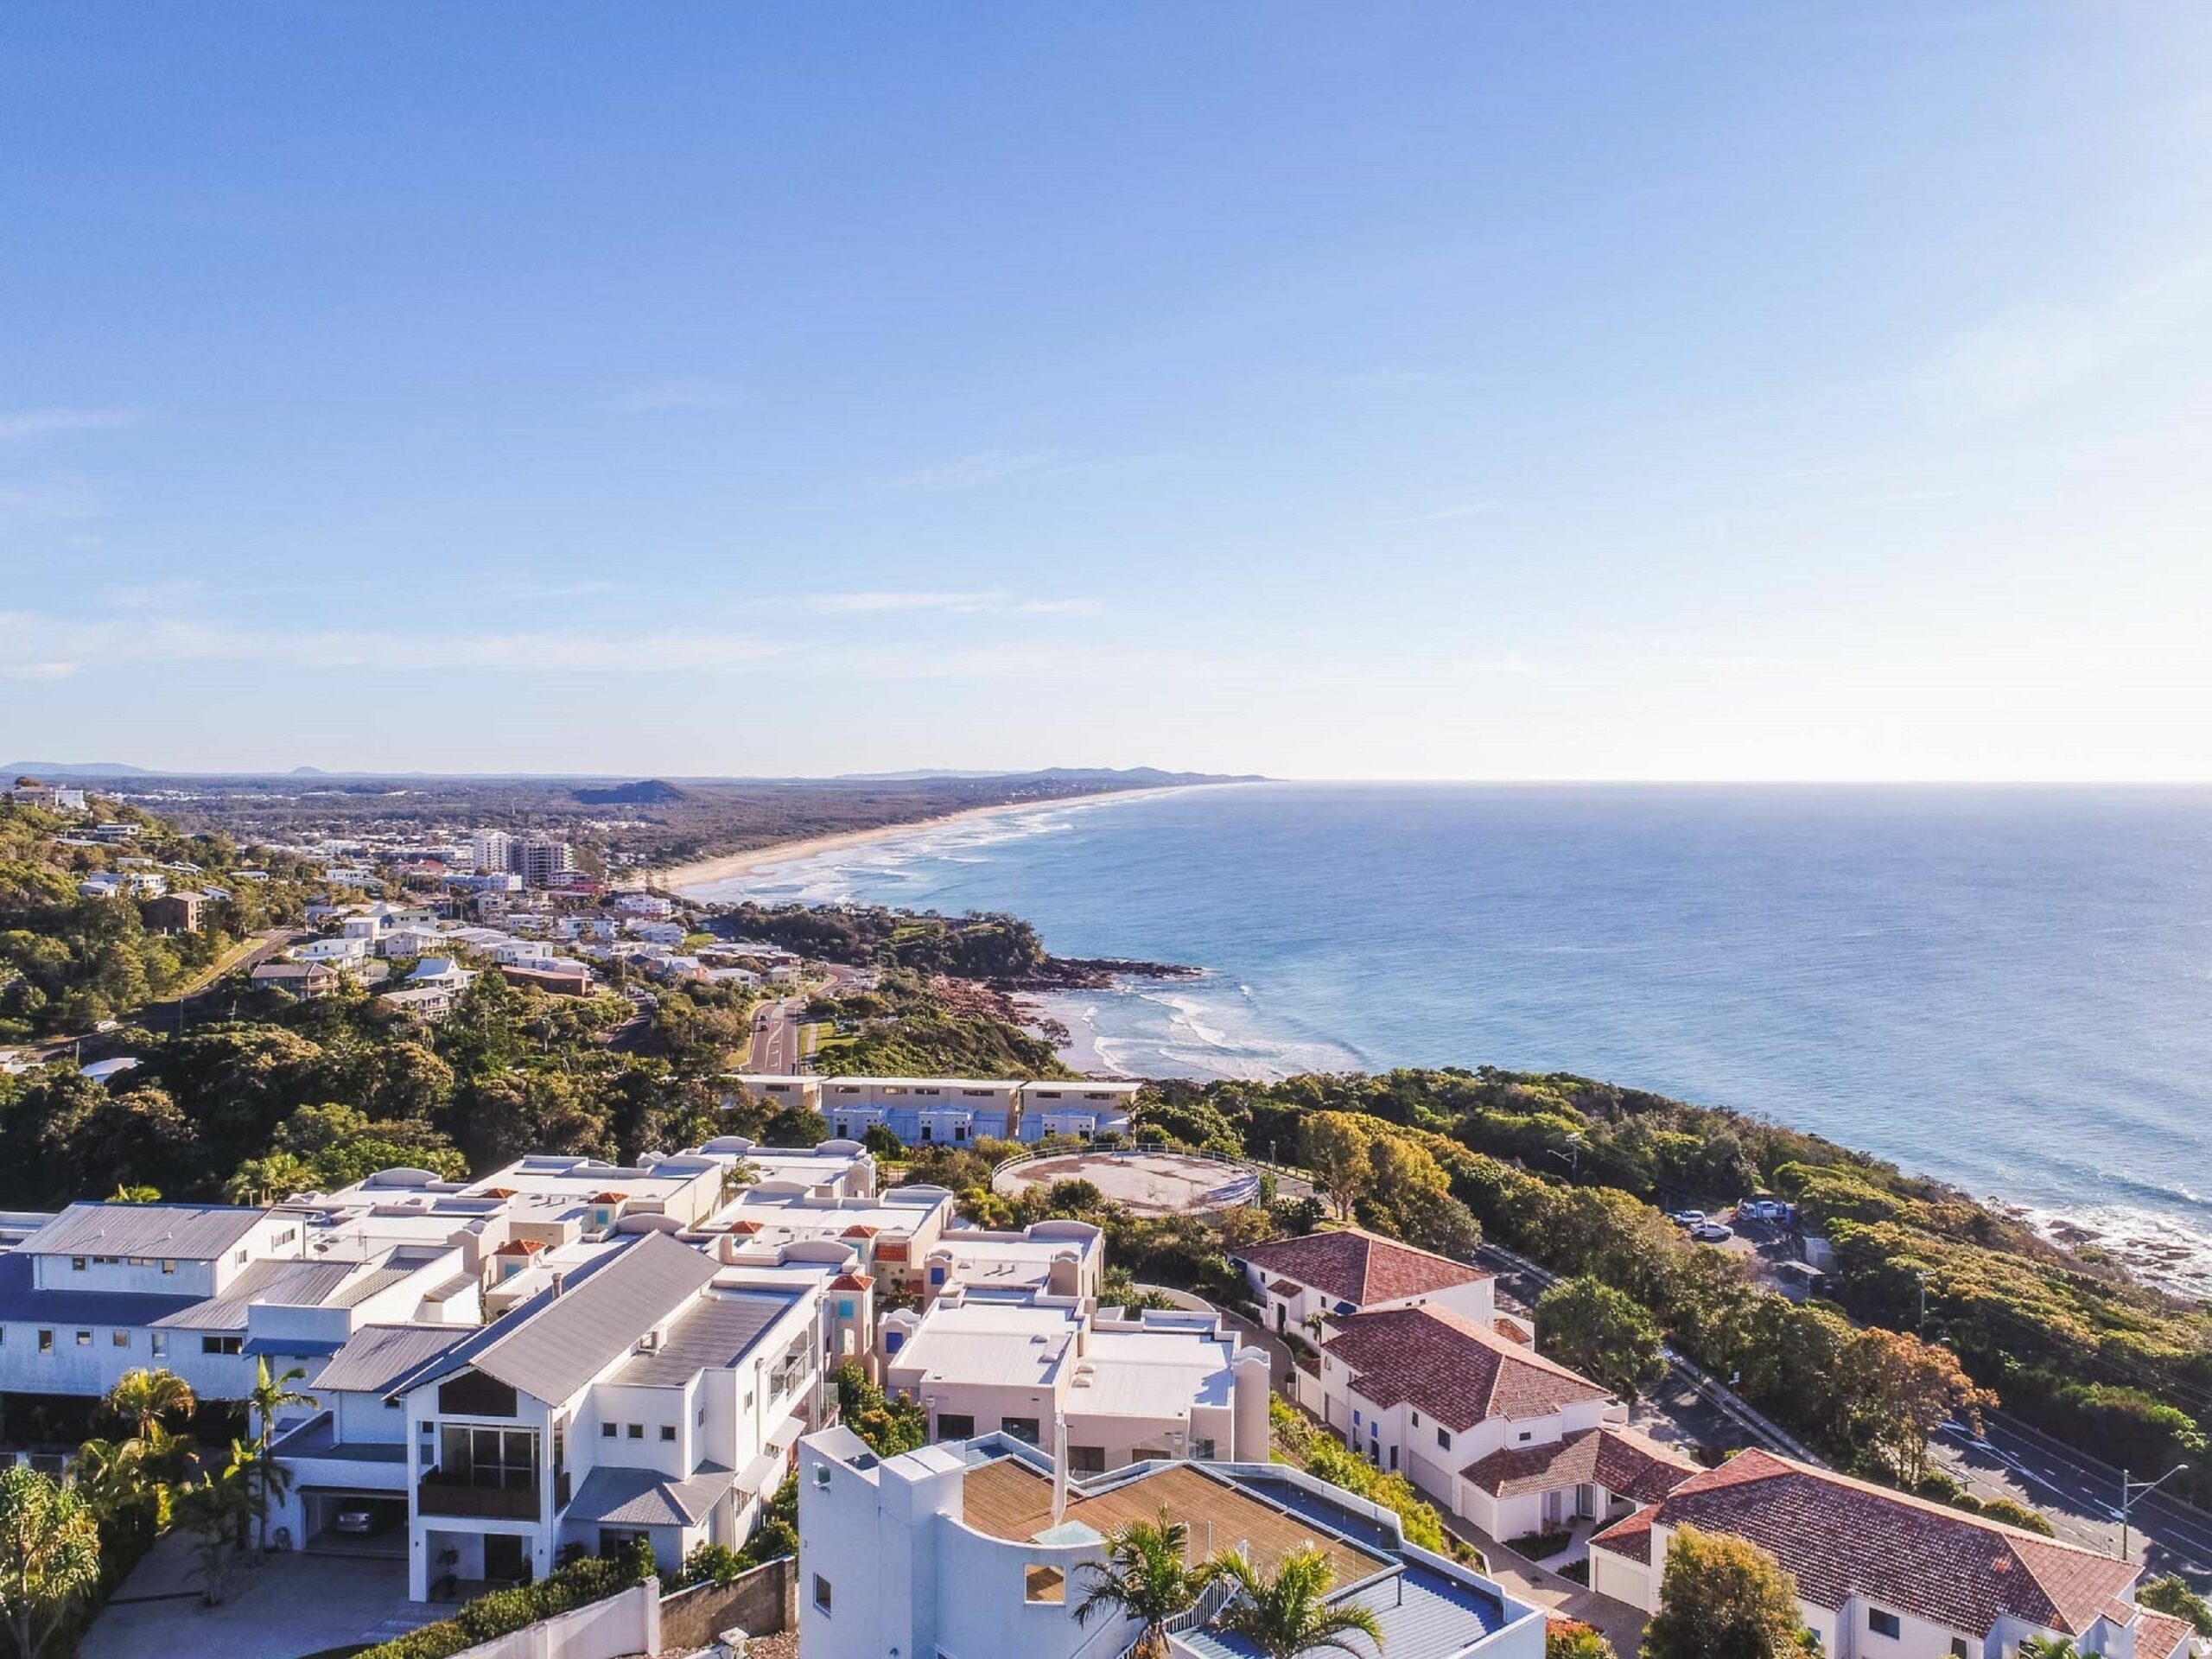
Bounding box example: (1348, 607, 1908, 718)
(1442, 1516, 1649, 1656)
(82, 1530, 438, 1659)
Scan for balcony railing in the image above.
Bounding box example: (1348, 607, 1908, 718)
(417, 1473, 538, 1521)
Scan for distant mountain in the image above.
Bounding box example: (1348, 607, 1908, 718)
(2, 760, 153, 777)
(290, 765, 329, 776)
(573, 779, 692, 805)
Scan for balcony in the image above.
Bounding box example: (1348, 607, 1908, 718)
(417, 1472, 539, 1521)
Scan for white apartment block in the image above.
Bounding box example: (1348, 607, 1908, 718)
(723, 1074, 821, 1116)
(798, 1428, 1547, 1659)
(817, 1077, 1141, 1147)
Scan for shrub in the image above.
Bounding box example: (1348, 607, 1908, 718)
(353, 1557, 632, 1659)
(1503, 1529, 1575, 1560)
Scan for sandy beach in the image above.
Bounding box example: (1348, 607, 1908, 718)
(654, 786, 1175, 897)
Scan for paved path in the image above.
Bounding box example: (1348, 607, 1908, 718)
(1440, 1515, 1649, 1655)
(81, 1530, 435, 1659)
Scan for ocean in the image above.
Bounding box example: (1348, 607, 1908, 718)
(682, 783, 2212, 1292)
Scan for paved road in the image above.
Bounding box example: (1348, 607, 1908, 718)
(744, 996, 807, 1073)
(1936, 1414, 2212, 1583)
(31, 928, 300, 1055)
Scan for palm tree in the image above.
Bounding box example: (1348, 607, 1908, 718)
(1073, 1511, 1216, 1659)
(249, 1357, 315, 1452)
(1209, 1545, 1385, 1659)
(105, 1368, 195, 1442)
(69, 1438, 153, 1532)
(2020, 1639, 2081, 1659)
(109, 1185, 161, 1203)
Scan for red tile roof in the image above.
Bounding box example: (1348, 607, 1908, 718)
(1322, 1305, 1611, 1431)
(2136, 1610, 2193, 1659)
(1590, 1450, 2145, 1638)
(728, 1220, 764, 1235)
(1238, 1228, 1491, 1309)
(841, 1224, 880, 1239)
(493, 1238, 546, 1255)
(830, 1273, 873, 1292)
(590, 1192, 627, 1205)
(1461, 1426, 1697, 1503)
(1592, 1504, 1654, 1564)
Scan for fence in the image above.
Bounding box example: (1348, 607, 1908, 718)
(659, 1558, 795, 1652)
(435, 1558, 794, 1659)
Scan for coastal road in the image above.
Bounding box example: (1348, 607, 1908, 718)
(744, 997, 808, 1073)
(1935, 1414, 2212, 1584)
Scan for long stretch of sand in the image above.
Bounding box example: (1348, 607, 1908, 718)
(654, 786, 1173, 897)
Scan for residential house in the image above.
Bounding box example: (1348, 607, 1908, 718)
(1234, 1226, 1499, 1338)
(1014, 1081, 1141, 1141)
(821, 1077, 1022, 1145)
(798, 1427, 1546, 1659)
(8, 784, 88, 812)
(723, 1074, 821, 1116)
(141, 890, 208, 932)
(252, 961, 341, 1000)
(499, 962, 595, 997)
(1590, 1449, 2196, 1659)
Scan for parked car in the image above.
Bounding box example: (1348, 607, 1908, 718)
(1690, 1223, 1734, 1243)
(333, 1506, 392, 1535)
(1669, 1210, 1707, 1229)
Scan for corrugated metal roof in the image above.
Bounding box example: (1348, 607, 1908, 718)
(416, 1232, 720, 1405)
(21, 1201, 269, 1262)
(564, 1461, 735, 1528)
(152, 1259, 357, 1330)
(610, 1290, 798, 1389)
(1179, 1565, 1508, 1659)
(313, 1324, 471, 1395)
(0, 1251, 200, 1326)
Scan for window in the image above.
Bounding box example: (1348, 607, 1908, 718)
(627, 1423, 644, 1440)
(813, 1464, 832, 1490)
(1191, 1438, 1217, 1460)
(659, 1425, 676, 1442)
(836, 1299, 855, 1319)
(202, 1335, 242, 1356)
(37, 1330, 52, 1353)
(92, 1255, 118, 1265)
(1352, 1408, 1363, 1428)
(935, 1413, 976, 1441)
(234, 1249, 249, 1266)
(1516, 1429, 1534, 1444)
(70, 1256, 86, 1272)
(696, 1406, 706, 1425)
(813, 1574, 833, 1615)
(1436, 1427, 1452, 1452)
(111, 1331, 130, 1348)
(150, 1332, 165, 1357)
(159, 1260, 175, 1275)
(1868, 1610, 1901, 1640)
(601, 1422, 618, 1439)
(1410, 1410, 1421, 1427)
(1070, 1445, 1106, 1474)
(1948, 1643, 1967, 1659)
(1025, 1565, 1066, 1605)
(1001, 1417, 1042, 1446)
(74, 1330, 92, 1347)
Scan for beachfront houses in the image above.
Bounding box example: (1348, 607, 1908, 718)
(1589, 1449, 2196, 1659)
(798, 1427, 1548, 1659)
(1231, 1224, 1501, 1337)
(816, 1077, 1141, 1146)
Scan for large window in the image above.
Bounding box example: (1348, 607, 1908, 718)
(1001, 1417, 1042, 1446)
(1868, 1610, 1901, 1640)
(935, 1413, 976, 1441)
(437, 1425, 538, 1491)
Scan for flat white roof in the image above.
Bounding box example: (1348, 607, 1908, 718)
(711, 1186, 951, 1240)
(891, 1301, 1080, 1390)
(1076, 1326, 1237, 1418)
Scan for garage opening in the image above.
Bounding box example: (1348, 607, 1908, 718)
(301, 1489, 409, 1558)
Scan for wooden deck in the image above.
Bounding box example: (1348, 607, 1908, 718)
(961, 1459, 1384, 1586)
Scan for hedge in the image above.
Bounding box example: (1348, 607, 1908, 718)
(353, 1557, 635, 1659)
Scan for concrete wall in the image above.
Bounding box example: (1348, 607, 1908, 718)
(439, 1580, 658, 1659)
(658, 1557, 793, 1650)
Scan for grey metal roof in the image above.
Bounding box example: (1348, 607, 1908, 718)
(21, 1201, 269, 1262)
(418, 1232, 721, 1405)
(328, 1265, 414, 1307)
(152, 1259, 357, 1330)
(270, 1412, 409, 1464)
(312, 1324, 472, 1395)
(0, 1251, 200, 1326)
(564, 1461, 736, 1529)
(610, 1290, 798, 1389)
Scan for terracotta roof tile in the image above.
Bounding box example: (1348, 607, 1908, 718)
(1322, 1305, 1612, 1431)
(1596, 1450, 2144, 1638)
(2135, 1610, 2193, 1659)
(1461, 1426, 1697, 1503)
(1237, 1228, 1490, 1309)
(1591, 1504, 1655, 1564)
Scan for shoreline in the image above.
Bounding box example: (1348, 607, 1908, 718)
(654, 785, 1178, 896)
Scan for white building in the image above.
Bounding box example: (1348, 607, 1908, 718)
(798, 1428, 1547, 1659)
(1234, 1226, 1500, 1336)
(1014, 1081, 1141, 1142)
(9, 784, 88, 812)
(821, 1077, 1022, 1145)
(470, 830, 514, 876)
(723, 1075, 821, 1116)
(296, 935, 372, 966)
(1590, 1450, 2194, 1659)
(268, 1230, 827, 1599)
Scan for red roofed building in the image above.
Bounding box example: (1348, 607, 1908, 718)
(1316, 1302, 1622, 1519)
(1589, 1449, 2192, 1659)
(1233, 1227, 1497, 1336)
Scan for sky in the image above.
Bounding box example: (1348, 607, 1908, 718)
(3, 5, 2210, 780)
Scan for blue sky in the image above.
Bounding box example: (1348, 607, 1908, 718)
(3, 4, 2209, 779)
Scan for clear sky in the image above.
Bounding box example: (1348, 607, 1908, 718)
(4, 5, 2209, 779)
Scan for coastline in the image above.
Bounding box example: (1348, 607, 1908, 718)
(654, 785, 1177, 897)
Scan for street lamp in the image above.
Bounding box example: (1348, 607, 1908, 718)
(2119, 1463, 2190, 1562)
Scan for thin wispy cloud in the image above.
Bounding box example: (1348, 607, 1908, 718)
(0, 407, 143, 442)
(891, 448, 1067, 490)
(0, 660, 80, 682)
(798, 589, 1093, 617)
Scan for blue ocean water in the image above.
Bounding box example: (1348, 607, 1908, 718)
(684, 783, 2212, 1287)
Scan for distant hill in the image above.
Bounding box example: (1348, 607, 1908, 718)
(1, 761, 152, 777)
(573, 779, 692, 805)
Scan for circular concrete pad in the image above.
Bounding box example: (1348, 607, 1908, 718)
(995, 1149, 1257, 1215)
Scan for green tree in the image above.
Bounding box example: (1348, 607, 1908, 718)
(1535, 1276, 1665, 1401)
(1208, 1544, 1384, 1659)
(2018, 1640, 2080, 1659)
(0, 1465, 102, 1659)
(105, 1367, 196, 1441)
(245, 1359, 315, 1550)
(2139, 1575, 2212, 1637)
(832, 1362, 926, 1457)
(1549, 1621, 1619, 1659)
(1640, 1525, 1813, 1659)
(1300, 1116, 1375, 1218)
(1073, 1512, 1213, 1659)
